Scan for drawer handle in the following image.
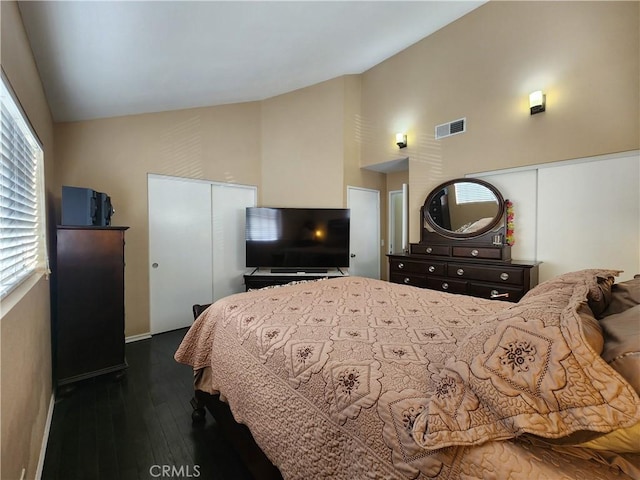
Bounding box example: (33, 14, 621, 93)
(404, 277, 411, 284)
(428, 265, 435, 273)
(398, 262, 404, 269)
(442, 282, 449, 290)
(471, 249, 479, 257)
(426, 247, 433, 254)
(491, 290, 510, 299)
(456, 268, 464, 276)
(500, 272, 509, 281)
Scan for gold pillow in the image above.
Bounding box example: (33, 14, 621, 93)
(578, 421, 640, 453)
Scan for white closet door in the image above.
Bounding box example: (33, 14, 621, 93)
(148, 175, 213, 334)
(537, 153, 639, 282)
(211, 183, 256, 301)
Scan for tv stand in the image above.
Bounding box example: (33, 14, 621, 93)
(270, 267, 328, 274)
(243, 268, 347, 291)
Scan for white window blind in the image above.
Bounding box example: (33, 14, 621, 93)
(0, 74, 48, 298)
(454, 182, 497, 204)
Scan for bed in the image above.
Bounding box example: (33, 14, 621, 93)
(175, 269, 640, 479)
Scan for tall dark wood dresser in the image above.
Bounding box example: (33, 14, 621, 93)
(54, 226, 129, 387)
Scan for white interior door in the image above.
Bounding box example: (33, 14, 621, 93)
(389, 190, 403, 255)
(149, 175, 213, 334)
(347, 186, 380, 279)
(388, 183, 408, 255)
(211, 183, 256, 301)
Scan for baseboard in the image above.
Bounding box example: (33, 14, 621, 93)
(35, 392, 55, 480)
(125, 333, 152, 343)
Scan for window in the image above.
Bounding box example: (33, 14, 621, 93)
(0, 74, 48, 298)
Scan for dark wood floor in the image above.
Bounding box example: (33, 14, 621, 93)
(42, 328, 253, 480)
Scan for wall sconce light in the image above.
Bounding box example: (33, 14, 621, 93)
(396, 133, 407, 148)
(529, 91, 546, 115)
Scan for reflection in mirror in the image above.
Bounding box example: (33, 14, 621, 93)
(424, 179, 503, 237)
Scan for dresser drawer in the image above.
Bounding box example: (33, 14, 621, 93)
(424, 261, 446, 276)
(390, 272, 427, 288)
(448, 263, 524, 286)
(468, 283, 524, 302)
(390, 259, 427, 274)
(411, 244, 450, 256)
(452, 246, 504, 260)
(426, 277, 467, 294)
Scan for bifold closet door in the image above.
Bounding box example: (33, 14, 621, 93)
(148, 175, 213, 334)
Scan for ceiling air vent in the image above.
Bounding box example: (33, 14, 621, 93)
(435, 118, 466, 140)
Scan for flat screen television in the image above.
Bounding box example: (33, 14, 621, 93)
(246, 207, 350, 272)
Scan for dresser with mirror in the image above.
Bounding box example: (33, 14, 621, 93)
(388, 178, 539, 302)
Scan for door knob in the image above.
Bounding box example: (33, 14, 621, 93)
(152, 263, 159, 268)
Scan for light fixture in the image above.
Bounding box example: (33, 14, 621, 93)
(529, 90, 546, 115)
(396, 133, 407, 148)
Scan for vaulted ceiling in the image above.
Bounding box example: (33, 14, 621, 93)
(18, 1, 485, 122)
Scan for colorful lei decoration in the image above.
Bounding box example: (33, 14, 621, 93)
(505, 199, 515, 246)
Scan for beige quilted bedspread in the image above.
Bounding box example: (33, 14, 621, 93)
(175, 276, 640, 479)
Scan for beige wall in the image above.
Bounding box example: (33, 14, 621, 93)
(360, 1, 640, 242)
(342, 74, 386, 198)
(261, 77, 345, 207)
(1, 1, 56, 479)
(54, 103, 262, 336)
(386, 171, 409, 193)
(261, 74, 386, 209)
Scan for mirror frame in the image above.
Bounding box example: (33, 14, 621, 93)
(423, 178, 505, 239)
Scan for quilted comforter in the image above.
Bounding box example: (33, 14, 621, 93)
(175, 273, 640, 479)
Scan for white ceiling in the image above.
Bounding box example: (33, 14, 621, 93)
(18, 1, 485, 123)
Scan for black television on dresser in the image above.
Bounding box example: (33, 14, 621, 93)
(245, 207, 350, 272)
(61, 185, 114, 226)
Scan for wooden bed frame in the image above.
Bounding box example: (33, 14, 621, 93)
(190, 304, 283, 480)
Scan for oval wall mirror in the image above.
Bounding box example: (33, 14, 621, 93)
(423, 178, 505, 238)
